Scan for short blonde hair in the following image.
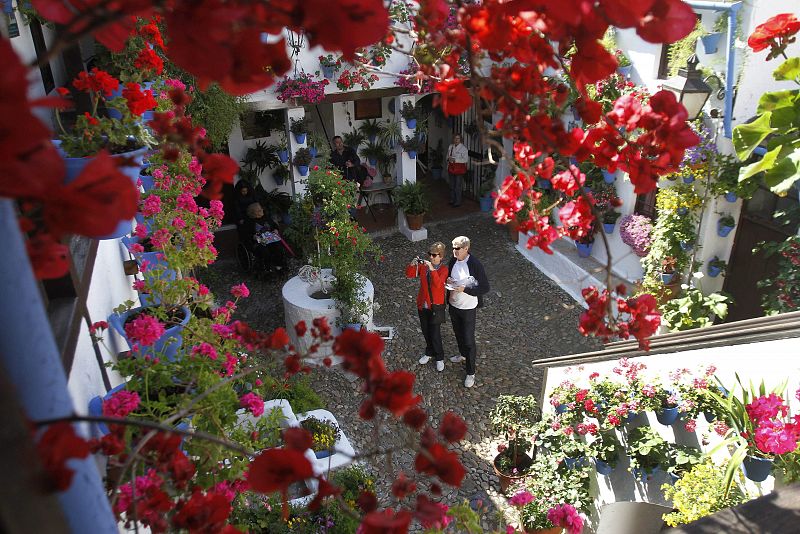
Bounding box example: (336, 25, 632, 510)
(429, 242, 446, 256)
(452, 236, 470, 249)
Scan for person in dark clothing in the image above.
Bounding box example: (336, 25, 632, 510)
(330, 135, 364, 184)
(234, 180, 259, 226)
(446, 235, 490, 388)
(240, 202, 285, 272)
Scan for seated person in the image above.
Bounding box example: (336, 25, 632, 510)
(240, 202, 285, 272)
(330, 135, 366, 185)
(234, 180, 268, 226)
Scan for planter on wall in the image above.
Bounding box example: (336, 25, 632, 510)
(407, 150, 417, 159)
(717, 221, 735, 237)
(602, 169, 616, 183)
(108, 305, 191, 361)
(701, 32, 723, 54)
(297, 165, 309, 176)
(656, 406, 679, 425)
(617, 65, 632, 78)
(321, 65, 335, 79)
(293, 132, 307, 144)
(724, 191, 738, 202)
(576, 242, 593, 258)
(405, 212, 424, 230)
(742, 455, 773, 482)
(405, 118, 417, 129)
(603, 222, 616, 234)
(278, 150, 289, 163)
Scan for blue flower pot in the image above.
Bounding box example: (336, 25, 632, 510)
(668, 472, 680, 484)
(602, 169, 616, 183)
(121, 236, 176, 281)
(680, 241, 693, 252)
(369, 157, 377, 166)
(660, 272, 675, 284)
(369, 135, 377, 144)
(656, 406, 679, 425)
(555, 403, 568, 414)
(603, 222, 616, 234)
(564, 456, 588, 469)
(704, 411, 717, 423)
(536, 179, 551, 190)
(595, 459, 614, 476)
(297, 165, 309, 176)
(88, 382, 128, 436)
(724, 191, 738, 202)
(708, 264, 722, 278)
(309, 147, 318, 158)
(625, 411, 644, 423)
(405, 118, 417, 129)
(315, 449, 333, 459)
(108, 305, 191, 361)
(677, 207, 689, 216)
(632, 466, 661, 482)
(345, 323, 363, 331)
(742, 455, 773, 482)
(701, 32, 723, 54)
(576, 242, 593, 258)
(617, 65, 632, 78)
(59, 145, 147, 239)
(139, 173, 154, 192)
(407, 150, 417, 159)
(683, 175, 695, 184)
(278, 150, 289, 163)
(480, 196, 494, 212)
(321, 65, 335, 79)
(717, 223, 734, 237)
(293, 132, 307, 144)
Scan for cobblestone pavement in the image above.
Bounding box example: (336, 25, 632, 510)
(204, 213, 600, 530)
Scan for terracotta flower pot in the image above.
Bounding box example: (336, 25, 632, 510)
(493, 452, 532, 493)
(507, 219, 521, 241)
(406, 212, 424, 230)
(525, 528, 562, 534)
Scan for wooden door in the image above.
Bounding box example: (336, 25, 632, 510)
(723, 186, 799, 321)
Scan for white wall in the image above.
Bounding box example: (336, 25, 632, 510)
(542, 336, 800, 533)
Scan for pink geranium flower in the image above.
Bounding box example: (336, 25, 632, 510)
(124, 314, 165, 346)
(547, 503, 584, 534)
(230, 283, 250, 299)
(239, 392, 265, 417)
(509, 490, 534, 507)
(102, 390, 141, 418)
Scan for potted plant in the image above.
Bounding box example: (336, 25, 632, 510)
(377, 151, 397, 184)
(359, 140, 386, 167)
(342, 129, 366, 150)
(619, 214, 654, 258)
(559, 437, 591, 470)
(654, 388, 681, 425)
(318, 54, 341, 80)
(399, 135, 422, 159)
(602, 210, 621, 234)
(241, 140, 280, 181)
(275, 131, 289, 163)
(660, 256, 678, 284)
(400, 101, 417, 129)
(489, 395, 540, 493)
(627, 425, 670, 480)
(708, 153, 754, 202)
(479, 179, 495, 212)
(661, 285, 730, 332)
(307, 130, 328, 160)
(299, 415, 341, 459)
(292, 147, 312, 176)
(395, 180, 430, 230)
(276, 72, 328, 104)
(717, 214, 736, 237)
(289, 116, 310, 144)
(271, 164, 289, 187)
(429, 140, 444, 179)
(615, 49, 632, 77)
(575, 230, 595, 258)
(665, 444, 703, 483)
(381, 119, 402, 149)
(592, 430, 622, 476)
(662, 460, 747, 527)
(358, 119, 384, 144)
(706, 257, 726, 278)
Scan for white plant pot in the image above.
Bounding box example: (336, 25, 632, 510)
(296, 409, 356, 474)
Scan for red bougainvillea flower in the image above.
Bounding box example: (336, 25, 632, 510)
(415, 443, 466, 487)
(439, 412, 468, 443)
(199, 152, 238, 200)
(371, 370, 422, 417)
(359, 508, 413, 534)
(37, 422, 90, 492)
(436, 79, 472, 117)
(391, 471, 417, 499)
(402, 406, 428, 430)
(43, 151, 139, 239)
(308, 477, 342, 511)
(748, 13, 800, 55)
(300, 0, 390, 60)
(122, 82, 157, 116)
(247, 448, 314, 494)
(636, 0, 697, 44)
(171, 489, 232, 533)
(333, 329, 386, 382)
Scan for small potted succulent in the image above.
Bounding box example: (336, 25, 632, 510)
(292, 147, 312, 176)
(717, 214, 736, 237)
(489, 395, 540, 493)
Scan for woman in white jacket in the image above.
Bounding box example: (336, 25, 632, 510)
(446, 134, 469, 207)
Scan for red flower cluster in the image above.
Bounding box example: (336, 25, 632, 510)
(122, 82, 157, 116)
(36, 422, 90, 492)
(747, 13, 800, 57)
(134, 47, 164, 77)
(73, 67, 120, 96)
(579, 285, 661, 350)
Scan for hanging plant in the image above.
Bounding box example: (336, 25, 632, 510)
(276, 72, 328, 104)
(336, 67, 379, 91)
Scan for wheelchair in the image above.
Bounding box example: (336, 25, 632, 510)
(236, 241, 260, 273)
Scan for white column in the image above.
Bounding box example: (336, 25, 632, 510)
(285, 106, 308, 198)
(394, 94, 427, 241)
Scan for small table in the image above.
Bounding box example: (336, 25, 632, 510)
(357, 182, 396, 221)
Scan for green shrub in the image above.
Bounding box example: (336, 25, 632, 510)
(662, 460, 747, 527)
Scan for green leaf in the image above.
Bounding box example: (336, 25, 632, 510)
(773, 58, 800, 81)
(739, 145, 782, 182)
(757, 90, 799, 113)
(762, 150, 800, 195)
(733, 113, 776, 161)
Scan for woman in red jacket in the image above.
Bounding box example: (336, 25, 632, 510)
(405, 242, 449, 372)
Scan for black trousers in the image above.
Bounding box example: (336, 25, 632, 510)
(418, 308, 444, 361)
(449, 306, 477, 375)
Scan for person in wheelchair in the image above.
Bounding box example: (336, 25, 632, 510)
(239, 202, 286, 273)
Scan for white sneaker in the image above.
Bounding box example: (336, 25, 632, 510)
(418, 355, 431, 365)
(436, 361, 444, 372)
(449, 355, 465, 363)
(464, 375, 475, 388)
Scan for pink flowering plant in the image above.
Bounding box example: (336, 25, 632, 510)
(619, 213, 653, 257)
(276, 72, 328, 104)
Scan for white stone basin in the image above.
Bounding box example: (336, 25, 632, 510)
(282, 269, 374, 362)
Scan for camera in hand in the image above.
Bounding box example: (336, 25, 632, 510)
(414, 256, 426, 264)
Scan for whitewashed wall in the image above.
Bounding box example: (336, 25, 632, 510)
(542, 336, 800, 533)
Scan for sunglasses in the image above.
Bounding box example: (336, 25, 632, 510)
(452, 247, 461, 251)
(428, 252, 441, 257)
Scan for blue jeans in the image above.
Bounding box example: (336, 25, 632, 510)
(449, 173, 464, 205)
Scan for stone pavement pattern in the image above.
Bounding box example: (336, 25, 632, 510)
(204, 213, 601, 530)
